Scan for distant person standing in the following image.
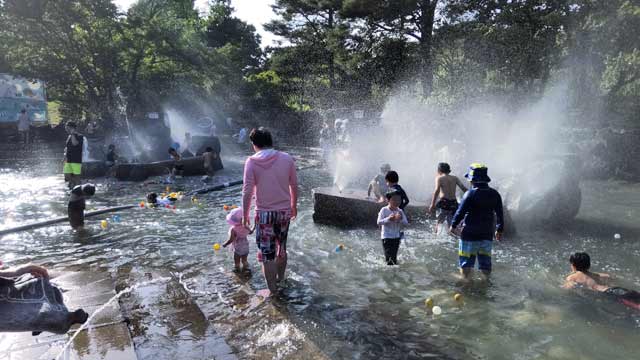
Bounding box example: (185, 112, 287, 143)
(450, 164, 504, 280)
(182, 132, 194, 158)
(16, 109, 30, 144)
(237, 127, 248, 144)
(63, 122, 84, 190)
(105, 144, 118, 167)
(242, 127, 298, 297)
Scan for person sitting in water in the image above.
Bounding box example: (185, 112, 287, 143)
(0, 263, 88, 335)
(203, 146, 217, 177)
(68, 183, 96, 230)
(168, 147, 184, 178)
(450, 164, 504, 280)
(367, 163, 391, 202)
(222, 207, 254, 273)
(376, 190, 409, 265)
(146, 192, 179, 207)
(385, 170, 409, 210)
(105, 144, 118, 167)
(428, 162, 468, 234)
(563, 252, 640, 310)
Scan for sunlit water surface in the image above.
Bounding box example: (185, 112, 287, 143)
(1, 150, 639, 360)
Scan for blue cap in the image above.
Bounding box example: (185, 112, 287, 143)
(465, 163, 491, 183)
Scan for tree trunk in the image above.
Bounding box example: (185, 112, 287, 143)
(419, 0, 437, 97)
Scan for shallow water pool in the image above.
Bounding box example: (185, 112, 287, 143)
(1, 150, 639, 360)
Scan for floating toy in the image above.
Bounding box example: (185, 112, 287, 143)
(213, 243, 221, 251)
(614, 233, 621, 239)
(454, 293, 462, 302)
(165, 204, 171, 209)
(100, 220, 108, 229)
(139, 201, 145, 208)
(223, 205, 230, 211)
(432, 306, 442, 315)
(424, 298, 434, 308)
(335, 244, 345, 252)
(112, 215, 121, 223)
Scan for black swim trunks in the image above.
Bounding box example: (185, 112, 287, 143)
(604, 287, 640, 309)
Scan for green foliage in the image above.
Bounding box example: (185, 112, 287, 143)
(1, 0, 638, 129)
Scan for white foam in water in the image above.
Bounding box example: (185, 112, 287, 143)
(54, 276, 170, 360)
(257, 322, 305, 360)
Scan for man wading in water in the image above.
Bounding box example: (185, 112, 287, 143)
(242, 127, 298, 297)
(63, 122, 85, 190)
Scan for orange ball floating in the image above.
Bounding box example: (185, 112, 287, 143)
(139, 201, 145, 208)
(223, 205, 230, 211)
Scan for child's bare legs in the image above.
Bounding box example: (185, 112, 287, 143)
(241, 255, 250, 272)
(276, 252, 287, 282)
(434, 220, 443, 235)
(233, 253, 241, 272)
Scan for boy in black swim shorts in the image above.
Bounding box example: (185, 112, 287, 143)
(563, 252, 640, 310)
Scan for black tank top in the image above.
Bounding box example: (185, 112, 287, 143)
(65, 134, 84, 163)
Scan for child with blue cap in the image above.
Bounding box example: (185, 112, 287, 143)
(450, 163, 504, 279)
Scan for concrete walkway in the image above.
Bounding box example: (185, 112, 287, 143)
(0, 271, 136, 360)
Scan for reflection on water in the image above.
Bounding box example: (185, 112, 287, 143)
(1, 152, 639, 359)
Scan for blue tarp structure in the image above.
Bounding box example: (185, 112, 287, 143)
(0, 73, 47, 124)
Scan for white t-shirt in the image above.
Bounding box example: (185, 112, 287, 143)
(377, 206, 408, 239)
(17, 113, 30, 131)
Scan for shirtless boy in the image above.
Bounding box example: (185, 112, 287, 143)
(563, 252, 640, 310)
(428, 162, 468, 233)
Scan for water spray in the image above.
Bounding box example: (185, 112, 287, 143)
(54, 276, 170, 360)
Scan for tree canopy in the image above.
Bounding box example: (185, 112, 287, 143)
(0, 0, 637, 128)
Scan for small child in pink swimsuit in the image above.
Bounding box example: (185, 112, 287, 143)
(223, 207, 253, 272)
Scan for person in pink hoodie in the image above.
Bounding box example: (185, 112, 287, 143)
(242, 127, 298, 297)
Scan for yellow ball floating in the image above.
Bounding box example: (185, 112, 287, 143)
(424, 298, 434, 308)
(213, 243, 221, 251)
(100, 220, 108, 229)
(454, 293, 462, 302)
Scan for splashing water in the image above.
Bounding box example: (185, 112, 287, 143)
(257, 322, 306, 360)
(54, 276, 170, 360)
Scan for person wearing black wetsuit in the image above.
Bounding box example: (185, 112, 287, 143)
(68, 184, 95, 229)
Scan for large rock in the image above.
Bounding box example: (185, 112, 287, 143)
(113, 155, 223, 181)
(499, 155, 582, 230)
(312, 187, 428, 227)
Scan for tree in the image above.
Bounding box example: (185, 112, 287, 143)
(343, 0, 440, 96)
(1, 0, 122, 123)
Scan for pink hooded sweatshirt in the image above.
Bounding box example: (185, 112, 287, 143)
(242, 148, 298, 220)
